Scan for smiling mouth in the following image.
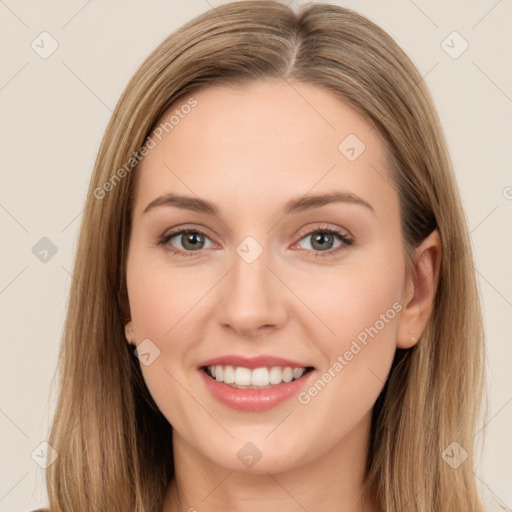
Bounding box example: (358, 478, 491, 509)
(202, 365, 315, 389)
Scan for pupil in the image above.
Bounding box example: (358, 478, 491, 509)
(184, 233, 203, 249)
(314, 233, 332, 250)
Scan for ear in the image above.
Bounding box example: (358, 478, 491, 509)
(121, 283, 134, 344)
(397, 229, 442, 349)
(124, 320, 136, 345)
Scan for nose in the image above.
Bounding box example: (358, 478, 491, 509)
(216, 245, 288, 338)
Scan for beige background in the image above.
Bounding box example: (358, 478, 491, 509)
(1, 0, 511, 510)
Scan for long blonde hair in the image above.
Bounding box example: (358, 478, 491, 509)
(46, 1, 486, 510)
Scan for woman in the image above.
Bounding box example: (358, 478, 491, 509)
(40, 1, 486, 510)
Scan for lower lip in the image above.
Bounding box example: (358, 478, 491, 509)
(199, 368, 314, 411)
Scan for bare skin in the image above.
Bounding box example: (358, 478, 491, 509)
(124, 80, 441, 512)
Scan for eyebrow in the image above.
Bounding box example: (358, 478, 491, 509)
(143, 191, 374, 216)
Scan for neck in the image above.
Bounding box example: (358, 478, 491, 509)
(162, 410, 380, 512)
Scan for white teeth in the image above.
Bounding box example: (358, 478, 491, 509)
(269, 367, 283, 385)
(223, 365, 235, 384)
(234, 367, 252, 386)
(207, 365, 309, 388)
(282, 367, 293, 383)
(293, 367, 305, 379)
(251, 367, 269, 386)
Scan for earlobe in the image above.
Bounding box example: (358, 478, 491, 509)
(124, 320, 135, 345)
(397, 229, 442, 349)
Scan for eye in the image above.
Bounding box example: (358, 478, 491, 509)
(158, 224, 353, 259)
(159, 228, 214, 257)
(294, 225, 353, 258)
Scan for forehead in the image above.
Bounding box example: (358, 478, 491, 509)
(134, 80, 397, 219)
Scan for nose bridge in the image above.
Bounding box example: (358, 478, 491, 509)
(217, 235, 286, 334)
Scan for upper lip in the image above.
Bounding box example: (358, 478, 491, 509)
(198, 355, 314, 370)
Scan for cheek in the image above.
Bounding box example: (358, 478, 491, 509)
(292, 245, 405, 352)
(125, 247, 216, 402)
(126, 254, 203, 429)
(292, 247, 404, 411)
(126, 250, 205, 341)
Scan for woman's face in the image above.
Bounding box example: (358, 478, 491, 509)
(125, 80, 413, 474)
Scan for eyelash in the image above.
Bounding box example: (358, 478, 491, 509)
(158, 224, 353, 259)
